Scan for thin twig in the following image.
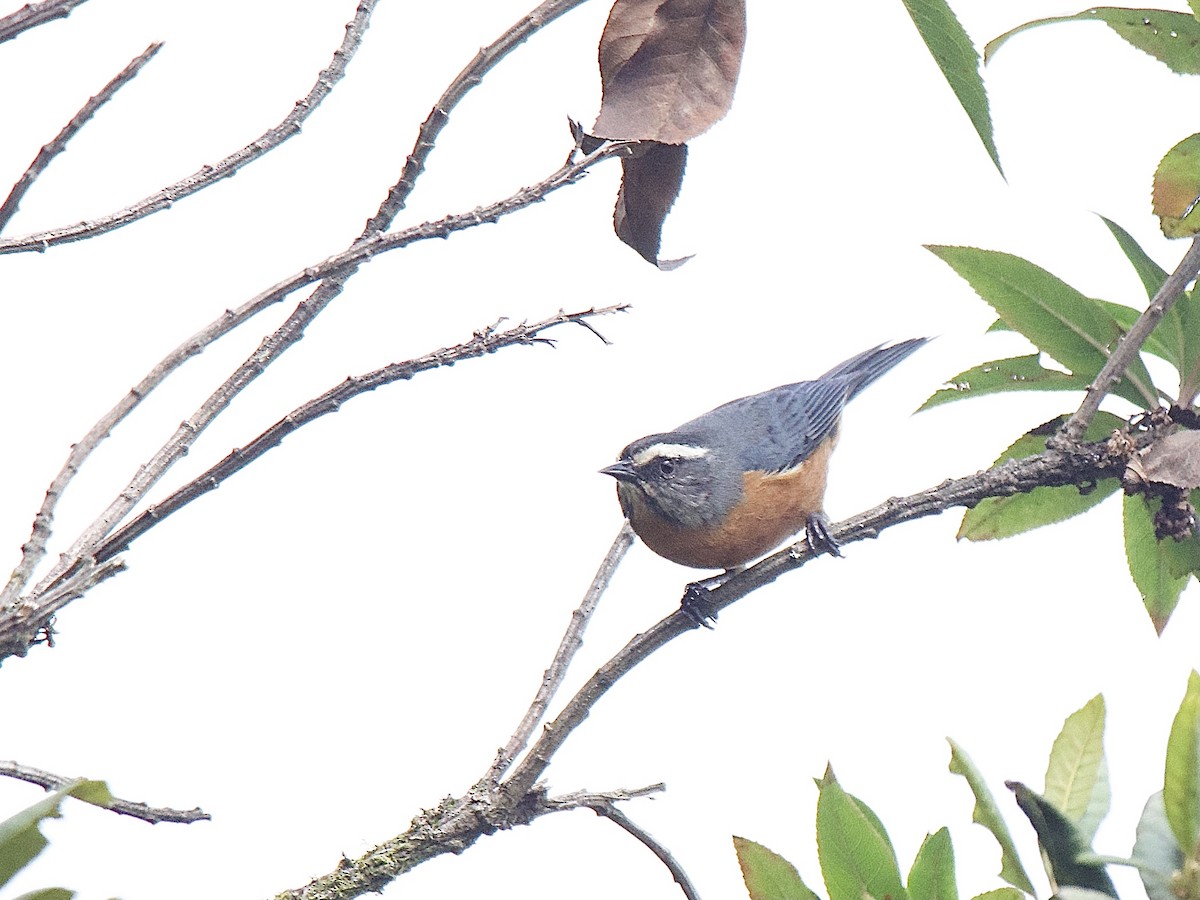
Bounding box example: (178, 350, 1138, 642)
(545, 784, 666, 809)
(2, 0, 377, 602)
(0, 42, 162, 233)
(8, 140, 628, 614)
(586, 802, 702, 900)
(0, 0, 91, 44)
(486, 521, 635, 782)
(0, 760, 209, 824)
(368, 0, 594, 228)
(1056, 235, 1200, 443)
(91, 307, 629, 565)
(0, 0, 376, 254)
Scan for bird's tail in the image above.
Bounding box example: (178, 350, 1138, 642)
(819, 338, 930, 400)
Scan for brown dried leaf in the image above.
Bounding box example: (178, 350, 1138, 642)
(614, 141, 690, 268)
(594, 0, 746, 144)
(1130, 431, 1200, 490)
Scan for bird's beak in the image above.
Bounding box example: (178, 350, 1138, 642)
(600, 460, 639, 483)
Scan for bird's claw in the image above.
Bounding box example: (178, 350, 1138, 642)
(806, 513, 843, 557)
(680, 582, 719, 629)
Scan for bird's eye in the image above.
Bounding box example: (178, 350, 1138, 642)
(658, 458, 676, 478)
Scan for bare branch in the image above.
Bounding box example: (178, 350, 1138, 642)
(583, 801, 702, 900)
(545, 783, 666, 809)
(92, 306, 630, 565)
(0, 0, 377, 254)
(486, 521, 635, 782)
(0, 760, 209, 824)
(0, 557, 123, 659)
(370, 0, 595, 228)
(2, 139, 630, 613)
(273, 782, 664, 900)
(0, 0, 91, 44)
(0, 42, 162, 233)
(1056, 235, 1200, 443)
(498, 440, 1126, 803)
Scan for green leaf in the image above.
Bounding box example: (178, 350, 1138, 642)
(957, 413, 1124, 541)
(1124, 494, 1195, 633)
(1098, 216, 1169, 299)
(1164, 671, 1200, 852)
(986, 9, 1200, 75)
(947, 740, 1036, 894)
(927, 246, 1158, 408)
(815, 767, 895, 857)
(909, 828, 957, 900)
(919, 355, 1084, 410)
(1008, 781, 1118, 897)
(13, 890, 74, 900)
(816, 778, 906, 900)
(1097, 300, 1182, 373)
(735, 836, 822, 900)
(1044, 695, 1110, 844)
(1132, 791, 1185, 900)
(989, 296, 1181, 374)
(968, 891, 1026, 900)
(0, 781, 106, 887)
(1191, 0, 1200, 21)
(1154, 134, 1200, 239)
(65, 781, 112, 809)
(899, 0, 1000, 175)
(1095, 216, 1191, 381)
(1176, 291, 1200, 404)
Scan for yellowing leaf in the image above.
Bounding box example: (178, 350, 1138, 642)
(1154, 134, 1200, 238)
(734, 836, 821, 900)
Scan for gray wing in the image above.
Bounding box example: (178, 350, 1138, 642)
(675, 379, 847, 473)
(675, 339, 928, 474)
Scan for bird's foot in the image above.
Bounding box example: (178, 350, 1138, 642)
(679, 568, 741, 628)
(806, 513, 843, 557)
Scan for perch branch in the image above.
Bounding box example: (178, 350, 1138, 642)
(1057, 234, 1200, 442)
(0, 760, 209, 824)
(0, 0, 376, 254)
(0, 42, 162, 233)
(498, 441, 1121, 803)
(273, 437, 1132, 900)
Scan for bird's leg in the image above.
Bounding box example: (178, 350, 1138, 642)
(805, 512, 843, 557)
(679, 566, 744, 628)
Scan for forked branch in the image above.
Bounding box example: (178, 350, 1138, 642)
(0, 0, 377, 253)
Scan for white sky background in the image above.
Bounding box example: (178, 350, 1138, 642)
(1, 1, 1198, 898)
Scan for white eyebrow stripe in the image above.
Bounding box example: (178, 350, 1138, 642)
(632, 443, 710, 466)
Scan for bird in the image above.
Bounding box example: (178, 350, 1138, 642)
(600, 339, 928, 573)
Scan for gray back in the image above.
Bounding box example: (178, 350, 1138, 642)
(672, 339, 927, 474)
